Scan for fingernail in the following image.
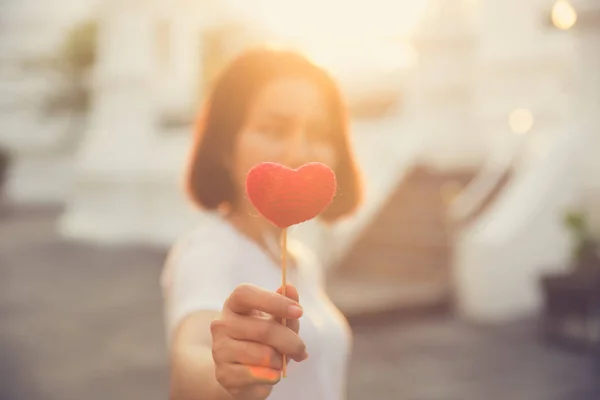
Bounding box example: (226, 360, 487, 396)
(291, 351, 309, 363)
(288, 305, 303, 318)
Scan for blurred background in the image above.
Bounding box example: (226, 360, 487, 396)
(1, 0, 600, 399)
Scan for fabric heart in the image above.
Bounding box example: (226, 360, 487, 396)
(245, 162, 337, 228)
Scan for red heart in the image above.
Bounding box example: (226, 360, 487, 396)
(245, 162, 337, 228)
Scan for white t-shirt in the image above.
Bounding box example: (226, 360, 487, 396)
(160, 214, 352, 400)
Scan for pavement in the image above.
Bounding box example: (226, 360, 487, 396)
(1, 206, 598, 400)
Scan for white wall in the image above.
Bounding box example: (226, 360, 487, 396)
(0, 0, 97, 203)
(409, 0, 485, 170)
(455, 124, 587, 321)
(454, 0, 600, 322)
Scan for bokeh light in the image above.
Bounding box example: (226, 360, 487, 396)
(509, 108, 534, 134)
(552, 0, 577, 31)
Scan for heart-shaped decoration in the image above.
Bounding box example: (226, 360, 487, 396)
(245, 162, 337, 228)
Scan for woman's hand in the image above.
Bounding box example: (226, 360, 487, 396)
(210, 283, 308, 400)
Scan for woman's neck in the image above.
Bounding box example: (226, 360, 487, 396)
(223, 202, 283, 261)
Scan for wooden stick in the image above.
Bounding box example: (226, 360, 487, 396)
(281, 227, 288, 378)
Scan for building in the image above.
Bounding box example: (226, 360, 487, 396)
(0, 0, 97, 202)
(2, 0, 598, 322)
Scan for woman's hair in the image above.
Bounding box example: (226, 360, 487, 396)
(185, 47, 362, 222)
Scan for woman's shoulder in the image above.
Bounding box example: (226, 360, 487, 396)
(185, 213, 239, 243)
(169, 214, 240, 256)
(160, 215, 242, 293)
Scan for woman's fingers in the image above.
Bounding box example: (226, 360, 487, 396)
(225, 283, 303, 320)
(213, 336, 283, 370)
(215, 362, 280, 394)
(211, 314, 308, 362)
(212, 283, 309, 399)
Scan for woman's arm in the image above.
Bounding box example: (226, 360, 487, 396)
(169, 311, 233, 400)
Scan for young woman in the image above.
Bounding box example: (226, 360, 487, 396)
(161, 47, 363, 400)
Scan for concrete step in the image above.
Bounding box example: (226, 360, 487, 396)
(361, 224, 449, 247)
(330, 165, 476, 317)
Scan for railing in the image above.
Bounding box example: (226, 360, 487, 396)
(446, 136, 526, 230)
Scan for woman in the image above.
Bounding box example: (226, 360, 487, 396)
(161, 47, 363, 400)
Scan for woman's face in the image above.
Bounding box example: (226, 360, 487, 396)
(232, 76, 338, 199)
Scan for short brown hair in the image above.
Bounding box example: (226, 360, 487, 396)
(185, 47, 362, 222)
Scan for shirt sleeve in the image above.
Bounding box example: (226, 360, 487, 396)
(162, 227, 238, 336)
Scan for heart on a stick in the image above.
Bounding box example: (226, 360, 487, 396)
(245, 162, 337, 228)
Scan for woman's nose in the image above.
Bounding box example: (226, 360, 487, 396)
(284, 133, 311, 169)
